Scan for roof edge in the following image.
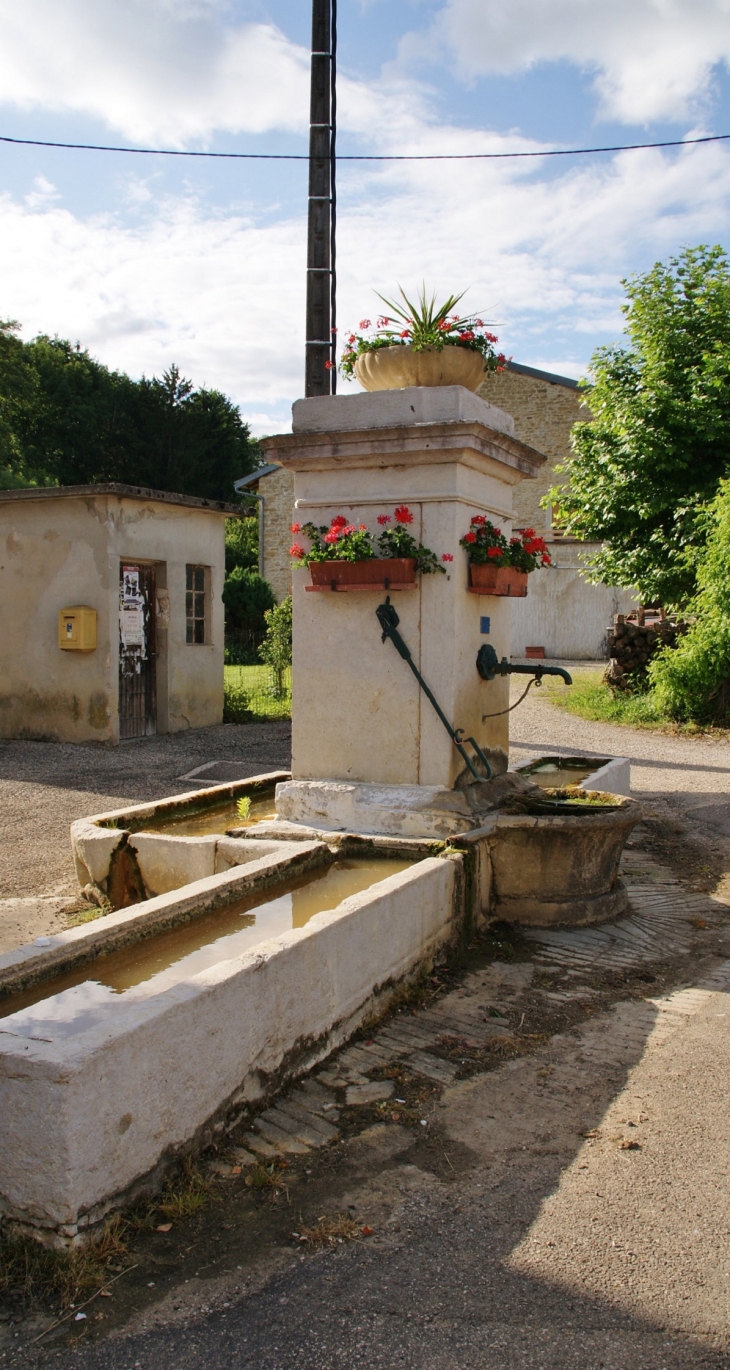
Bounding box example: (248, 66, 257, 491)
(506, 361, 583, 390)
(0, 482, 245, 514)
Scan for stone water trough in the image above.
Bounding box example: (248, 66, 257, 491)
(0, 756, 637, 1244)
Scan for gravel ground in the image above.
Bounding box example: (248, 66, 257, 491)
(0, 723, 291, 948)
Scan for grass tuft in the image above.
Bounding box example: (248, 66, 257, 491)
(0, 1217, 129, 1314)
(155, 1158, 211, 1221)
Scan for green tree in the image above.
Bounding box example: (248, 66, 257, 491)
(0, 327, 261, 501)
(550, 246, 730, 608)
(225, 515, 259, 575)
(649, 479, 730, 722)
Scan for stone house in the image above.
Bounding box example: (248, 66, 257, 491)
(246, 361, 635, 659)
(0, 483, 238, 744)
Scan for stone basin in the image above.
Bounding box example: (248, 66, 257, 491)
(486, 792, 641, 926)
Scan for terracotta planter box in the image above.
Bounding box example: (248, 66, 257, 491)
(307, 558, 417, 592)
(468, 563, 528, 597)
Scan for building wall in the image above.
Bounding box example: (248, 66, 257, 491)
(262, 466, 295, 602)
(509, 540, 637, 660)
(477, 367, 591, 530)
(0, 492, 226, 743)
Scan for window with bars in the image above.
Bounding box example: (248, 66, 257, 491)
(186, 564, 208, 643)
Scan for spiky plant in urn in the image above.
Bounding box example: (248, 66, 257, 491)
(338, 286, 508, 391)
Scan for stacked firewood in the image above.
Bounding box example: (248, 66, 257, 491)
(605, 615, 685, 689)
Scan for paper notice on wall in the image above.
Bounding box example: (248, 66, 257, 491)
(122, 567, 140, 601)
(120, 603, 145, 647)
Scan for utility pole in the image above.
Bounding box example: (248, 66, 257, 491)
(305, 0, 336, 397)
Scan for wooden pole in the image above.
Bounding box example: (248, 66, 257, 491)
(305, 0, 334, 397)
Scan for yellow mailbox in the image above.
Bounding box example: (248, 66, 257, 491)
(58, 606, 97, 652)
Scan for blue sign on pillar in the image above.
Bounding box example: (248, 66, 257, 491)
(480, 616, 491, 635)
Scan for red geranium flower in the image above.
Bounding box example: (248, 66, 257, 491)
(377, 514, 391, 525)
(324, 361, 334, 370)
(324, 530, 340, 545)
(289, 543, 304, 558)
(522, 528, 536, 539)
(359, 523, 367, 531)
(377, 316, 390, 327)
(400, 329, 410, 338)
(291, 522, 301, 534)
(542, 552, 551, 564)
(442, 553, 454, 562)
(394, 505, 413, 524)
(487, 546, 502, 558)
(343, 525, 356, 535)
(359, 319, 371, 329)
(331, 515, 348, 528)
(464, 531, 476, 544)
(471, 514, 486, 526)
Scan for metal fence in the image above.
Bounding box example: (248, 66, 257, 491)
(223, 664, 292, 722)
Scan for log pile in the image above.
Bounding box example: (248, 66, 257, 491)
(605, 615, 685, 690)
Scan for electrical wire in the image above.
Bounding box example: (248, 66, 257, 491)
(330, 0, 337, 393)
(0, 131, 728, 162)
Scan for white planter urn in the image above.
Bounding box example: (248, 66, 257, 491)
(354, 344, 488, 393)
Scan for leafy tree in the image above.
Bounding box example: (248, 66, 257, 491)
(0, 327, 261, 501)
(649, 479, 730, 722)
(225, 515, 259, 575)
(550, 246, 730, 608)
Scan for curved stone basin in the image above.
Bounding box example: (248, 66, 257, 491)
(486, 792, 641, 927)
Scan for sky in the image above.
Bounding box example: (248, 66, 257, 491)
(2, 0, 730, 433)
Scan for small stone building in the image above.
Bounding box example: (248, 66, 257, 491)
(0, 484, 238, 743)
(248, 361, 636, 658)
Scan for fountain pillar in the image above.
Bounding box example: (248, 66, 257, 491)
(262, 387, 545, 836)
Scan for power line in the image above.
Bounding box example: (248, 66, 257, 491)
(1, 131, 729, 162)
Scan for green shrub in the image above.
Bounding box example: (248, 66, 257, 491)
(259, 595, 292, 698)
(648, 478, 730, 722)
(223, 567, 275, 637)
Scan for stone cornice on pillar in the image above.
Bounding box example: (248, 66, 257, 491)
(261, 386, 546, 488)
(262, 421, 546, 487)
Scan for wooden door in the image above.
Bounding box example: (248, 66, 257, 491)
(118, 562, 157, 740)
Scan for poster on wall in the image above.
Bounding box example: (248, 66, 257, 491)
(120, 564, 146, 650)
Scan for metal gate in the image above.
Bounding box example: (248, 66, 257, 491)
(119, 562, 157, 740)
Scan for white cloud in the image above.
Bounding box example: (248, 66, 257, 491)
(3, 135, 730, 433)
(416, 0, 730, 124)
(0, 1, 311, 143)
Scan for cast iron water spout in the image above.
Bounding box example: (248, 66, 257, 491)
(376, 598, 493, 780)
(476, 644, 573, 687)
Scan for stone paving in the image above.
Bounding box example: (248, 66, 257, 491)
(217, 847, 727, 1166)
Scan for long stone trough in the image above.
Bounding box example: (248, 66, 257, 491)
(0, 819, 465, 1245)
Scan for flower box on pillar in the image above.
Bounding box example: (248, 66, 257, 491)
(261, 387, 545, 838)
